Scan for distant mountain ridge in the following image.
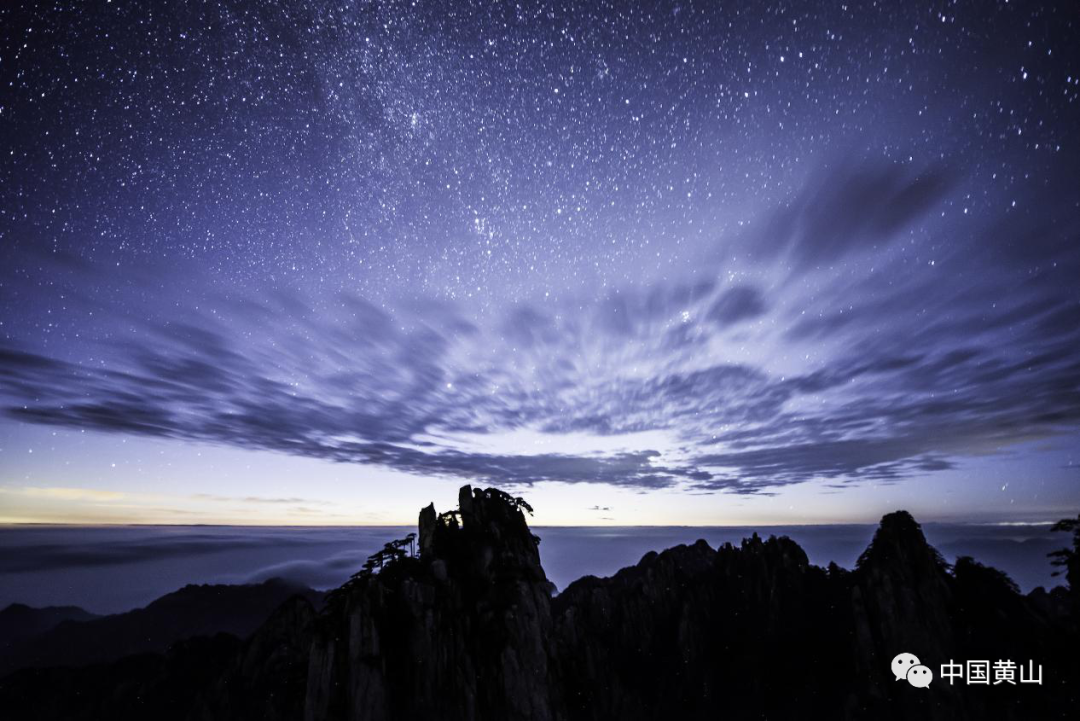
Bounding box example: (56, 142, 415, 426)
(0, 603, 100, 647)
(0, 486, 1076, 720)
(0, 577, 321, 676)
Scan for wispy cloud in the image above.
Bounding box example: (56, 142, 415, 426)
(191, 494, 332, 506)
(1, 159, 1077, 495)
(13, 487, 128, 502)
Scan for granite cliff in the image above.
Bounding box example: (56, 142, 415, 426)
(1, 486, 1076, 720)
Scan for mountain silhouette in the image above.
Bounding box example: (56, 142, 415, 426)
(0, 603, 100, 647)
(0, 578, 321, 676)
(0, 488, 1076, 720)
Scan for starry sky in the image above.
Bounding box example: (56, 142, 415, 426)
(1, 0, 1078, 526)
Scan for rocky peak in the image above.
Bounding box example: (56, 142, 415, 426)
(856, 510, 946, 575)
(849, 510, 956, 710)
(305, 486, 562, 721)
(418, 485, 547, 585)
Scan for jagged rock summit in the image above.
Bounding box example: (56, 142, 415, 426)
(1, 487, 1076, 721)
(302, 485, 561, 721)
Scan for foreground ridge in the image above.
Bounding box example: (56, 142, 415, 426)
(1, 489, 1076, 720)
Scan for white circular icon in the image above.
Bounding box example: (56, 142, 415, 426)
(907, 663, 933, 688)
(890, 652, 920, 681)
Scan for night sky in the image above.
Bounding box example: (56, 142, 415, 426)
(1, 0, 1078, 525)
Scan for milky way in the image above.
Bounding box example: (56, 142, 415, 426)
(1, 1, 1078, 522)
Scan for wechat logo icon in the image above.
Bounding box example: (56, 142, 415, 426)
(892, 652, 933, 688)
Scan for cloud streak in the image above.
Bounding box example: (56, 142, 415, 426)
(1, 159, 1078, 495)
